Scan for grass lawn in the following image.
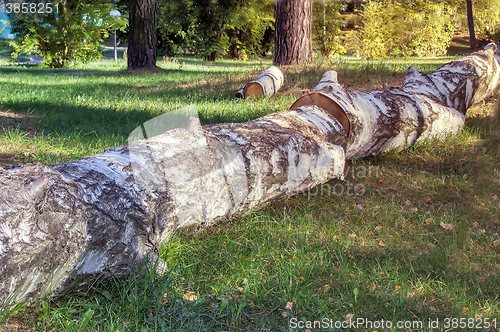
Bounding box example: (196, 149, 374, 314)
(0, 56, 499, 331)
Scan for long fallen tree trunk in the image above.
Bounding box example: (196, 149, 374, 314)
(1, 44, 499, 308)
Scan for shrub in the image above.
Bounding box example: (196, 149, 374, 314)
(356, 1, 457, 59)
(312, 0, 347, 57)
(9, 0, 127, 68)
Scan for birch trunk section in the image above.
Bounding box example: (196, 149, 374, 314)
(0, 44, 499, 308)
(235, 66, 284, 99)
(0, 107, 346, 307)
(292, 44, 500, 159)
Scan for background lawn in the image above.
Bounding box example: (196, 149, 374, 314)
(0, 57, 499, 331)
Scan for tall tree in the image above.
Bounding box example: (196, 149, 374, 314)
(466, 0, 478, 50)
(273, 0, 313, 66)
(128, 0, 160, 70)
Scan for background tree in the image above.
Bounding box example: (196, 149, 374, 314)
(224, 0, 274, 60)
(128, 0, 160, 69)
(9, 0, 126, 68)
(273, 0, 313, 66)
(472, 0, 500, 44)
(467, 0, 478, 50)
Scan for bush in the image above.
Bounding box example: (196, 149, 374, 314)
(474, 0, 500, 43)
(9, 0, 127, 68)
(355, 1, 457, 59)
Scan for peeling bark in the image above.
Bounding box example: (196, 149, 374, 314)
(0, 107, 346, 307)
(0, 44, 499, 308)
(291, 44, 500, 158)
(235, 66, 284, 99)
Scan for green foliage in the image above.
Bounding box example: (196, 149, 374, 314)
(474, 0, 500, 42)
(312, 0, 347, 57)
(409, 3, 458, 57)
(9, 0, 127, 68)
(157, 0, 274, 60)
(224, 0, 274, 60)
(157, 0, 198, 56)
(356, 1, 457, 59)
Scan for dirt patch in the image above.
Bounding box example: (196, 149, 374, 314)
(0, 110, 40, 136)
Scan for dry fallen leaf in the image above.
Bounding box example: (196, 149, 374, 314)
(183, 292, 198, 302)
(393, 285, 401, 292)
(282, 301, 293, 317)
(440, 222, 454, 230)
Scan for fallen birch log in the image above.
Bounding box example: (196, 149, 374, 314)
(0, 44, 499, 308)
(291, 43, 500, 159)
(235, 66, 284, 99)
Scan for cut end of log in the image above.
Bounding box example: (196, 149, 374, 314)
(243, 82, 265, 99)
(290, 93, 351, 137)
(235, 66, 284, 99)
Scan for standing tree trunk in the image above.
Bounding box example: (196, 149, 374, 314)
(466, 0, 478, 51)
(0, 44, 499, 309)
(128, 0, 160, 70)
(273, 0, 313, 66)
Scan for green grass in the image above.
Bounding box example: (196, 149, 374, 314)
(0, 57, 499, 331)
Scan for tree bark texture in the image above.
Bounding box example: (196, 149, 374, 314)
(0, 44, 499, 308)
(235, 66, 284, 99)
(273, 0, 313, 66)
(127, 0, 159, 69)
(291, 43, 500, 159)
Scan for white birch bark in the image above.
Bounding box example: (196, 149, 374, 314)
(0, 44, 499, 308)
(0, 106, 346, 307)
(235, 66, 284, 98)
(291, 43, 500, 159)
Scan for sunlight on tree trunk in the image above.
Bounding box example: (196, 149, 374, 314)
(235, 66, 284, 99)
